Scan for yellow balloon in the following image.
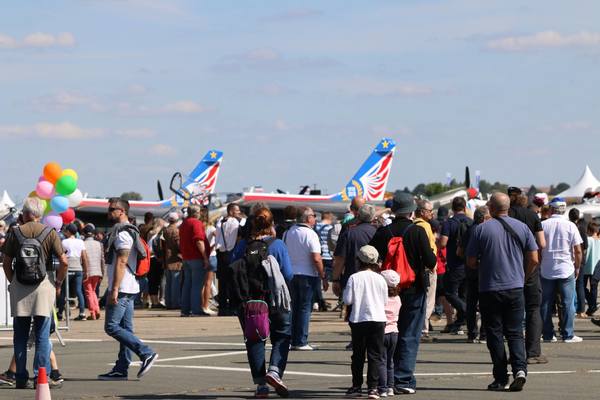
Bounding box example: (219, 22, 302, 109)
(62, 168, 78, 182)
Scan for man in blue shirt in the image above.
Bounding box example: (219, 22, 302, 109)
(439, 197, 473, 333)
(466, 193, 539, 392)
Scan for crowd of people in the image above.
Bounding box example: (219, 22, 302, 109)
(0, 187, 599, 397)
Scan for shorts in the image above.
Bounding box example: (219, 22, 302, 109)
(208, 255, 218, 273)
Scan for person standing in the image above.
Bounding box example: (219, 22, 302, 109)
(98, 198, 158, 380)
(285, 207, 328, 350)
(413, 200, 437, 342)
(439, 197, 473, 334)
(539, 198, 584, 343)
(215, 203, 242, 316)
(1, 197, 68, 389)
(343, 245, 388, 399)
(466, 193, 539, 392)
(314, 212, 335, 311)
(179, 205, 210, 317)
(583, 222, 600, 316)
(507, 186, 548, 364)
(569, 208, 588, 318)
(369, 191, 437, 394)
(82, 224, 104, 320)
(60, 223, 89, 320)
(162, 212, 182, 310)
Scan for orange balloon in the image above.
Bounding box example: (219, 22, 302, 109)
(43, 162, 62, 184)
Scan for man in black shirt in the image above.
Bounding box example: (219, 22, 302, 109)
(507, 186, 547, 364)
(369, 191, 436, 394)
(439, 197, 473, 334)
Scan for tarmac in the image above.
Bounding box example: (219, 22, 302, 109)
(0, 305, 599, 400)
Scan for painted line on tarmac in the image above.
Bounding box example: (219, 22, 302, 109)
(156, 351, 248, 363)
(0, 337, 104, 343)
(148, 365, 586, 379)
(142, 339, 248, 347)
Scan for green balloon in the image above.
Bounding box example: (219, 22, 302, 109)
(55, 175, 77, 196)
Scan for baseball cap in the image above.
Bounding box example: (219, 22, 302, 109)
(391, 191, 416, 214)
(507, 186, 522, 195)
(357, 245, 379, 265)
(167, 212, 180, 223)
(82, 223, 96, 236)
(550, 197, 567, 209)
(381, 270, 400, 288)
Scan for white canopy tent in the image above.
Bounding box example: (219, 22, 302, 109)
(0, 190, 14, 209)
(557, 165, 600, 198)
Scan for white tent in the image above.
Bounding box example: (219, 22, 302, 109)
(1, 190, 15, 208)
(557, 165, 600, 198)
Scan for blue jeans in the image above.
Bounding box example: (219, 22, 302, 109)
(240, 310, 291, 384)
(379, 332, 398, 391)
(394, 289, 426, 389)
(59, 271, 85, 315)
(165, 270, 182, 309)
(290, 275, 319, 347)
(540, 275, 576, 340)
(14, 316, 51, 385)
(181, 259, 206, 315)
(104, 293, 154, 374)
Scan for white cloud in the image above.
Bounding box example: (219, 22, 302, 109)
(116, 128, 157, 138)
(336, 77, 433, 96)
(32, 91, 99, 112)
(162, 101, 206, 114)
(149, 144, 177, 156)
(487, 31, 600, 52)
(0, 122, 103, 139)
(215, 48, 338, 72)
(0, 32, 76, 49)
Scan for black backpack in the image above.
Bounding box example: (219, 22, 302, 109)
(12, 226, 51, 285)
(455, 217, 473, 259)
(245, 239, 273, 299)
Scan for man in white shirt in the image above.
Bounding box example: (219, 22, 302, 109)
(284, 207, 328, 350)
(98, 198, 158, 381)
(60, 224, 89, 320)
(215, 203, 242, 315)
(539, 198, 584, 343)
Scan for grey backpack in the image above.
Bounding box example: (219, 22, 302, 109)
(12, 226, 51, 285)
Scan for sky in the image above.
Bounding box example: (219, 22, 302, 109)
(1, 0, 599, 201)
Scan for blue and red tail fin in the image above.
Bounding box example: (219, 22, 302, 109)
(182, 150, 223, 196)
(330, 138, 395, 202)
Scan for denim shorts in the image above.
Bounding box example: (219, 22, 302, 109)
(208, 255, 218, 273)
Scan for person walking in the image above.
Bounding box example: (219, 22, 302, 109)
(98, 198, 158, 380)
(0, 197, 68, 389)
(162, 212, 182, 309)
(343, 245, 388, 399)
(179, 205, 210, 317)
(378, 270, 401, 398)
(539, 198, 584, 343)
(369, 191, 437, 394)
(215, 203, 243, 315)
(285, 207, 328, 351)
(60, 223, 89, 320)
(466, 192, 539, 391)
(82, 224, 104, 320)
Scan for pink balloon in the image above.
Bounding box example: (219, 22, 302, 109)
(36, 180, 54, 200)
(42, 212, 63, 231)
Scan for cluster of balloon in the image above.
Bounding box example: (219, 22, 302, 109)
(29, 162, 82, 231)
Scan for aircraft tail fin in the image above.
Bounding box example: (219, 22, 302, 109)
(182, 150, 224, 196)
(331, 138, 396, 201)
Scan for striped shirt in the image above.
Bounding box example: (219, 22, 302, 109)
(315, 223, 333, 260)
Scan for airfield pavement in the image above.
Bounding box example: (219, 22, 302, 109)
(0, 301, 599, 400)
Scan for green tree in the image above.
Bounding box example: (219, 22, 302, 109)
(550, 182, 570, 195)
(120, 191, 143, 201)
(412, 183, 426, 196)
(424, 182, 446, 196)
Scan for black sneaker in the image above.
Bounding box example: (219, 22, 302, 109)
(74, 314, 87, 321)
(98, 370, 128, 381)
(137, 353, 158, 378)
(0, 370, 15, 386)
(345, 386, 362, 397)
(487, 380, 509, 391)
(509, 370, 526, 392)
(50, 369, 64, 384)
(15, 380, 33, 389)
(367, 388, 380, 399)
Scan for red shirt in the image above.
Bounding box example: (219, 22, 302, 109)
(178, 218, 209, 261)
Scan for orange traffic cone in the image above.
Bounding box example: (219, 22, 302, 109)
(35, 367, 51, 400)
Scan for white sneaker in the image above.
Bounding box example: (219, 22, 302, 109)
(563, 335, 583, 343)
(291, 344, 314, 351)
(386, 388, 395, 396)
(544, 336, 557, 343)
(202, 308, 217, 316)
(312, 302, 319, 311)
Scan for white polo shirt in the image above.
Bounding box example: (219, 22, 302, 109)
(541, 215, 583, 279)
(283, 224, 321, 277)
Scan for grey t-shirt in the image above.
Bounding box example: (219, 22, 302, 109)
(466, 216, 538, 292)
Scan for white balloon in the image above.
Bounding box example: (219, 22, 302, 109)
(67, 188, 83, 207)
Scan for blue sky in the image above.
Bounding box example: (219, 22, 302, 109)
(1, 0, 599, 200)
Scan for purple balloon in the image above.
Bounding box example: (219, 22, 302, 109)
(42, 211, 63, 231)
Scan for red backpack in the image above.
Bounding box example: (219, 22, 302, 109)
(135, 237, 151, 277)
(382, 225, 415, 289)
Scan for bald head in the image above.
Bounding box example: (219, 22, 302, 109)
(350, 197, 366, 214)
(488, 192, 510, 216)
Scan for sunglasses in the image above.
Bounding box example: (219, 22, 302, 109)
(108, 207, 123, 212)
